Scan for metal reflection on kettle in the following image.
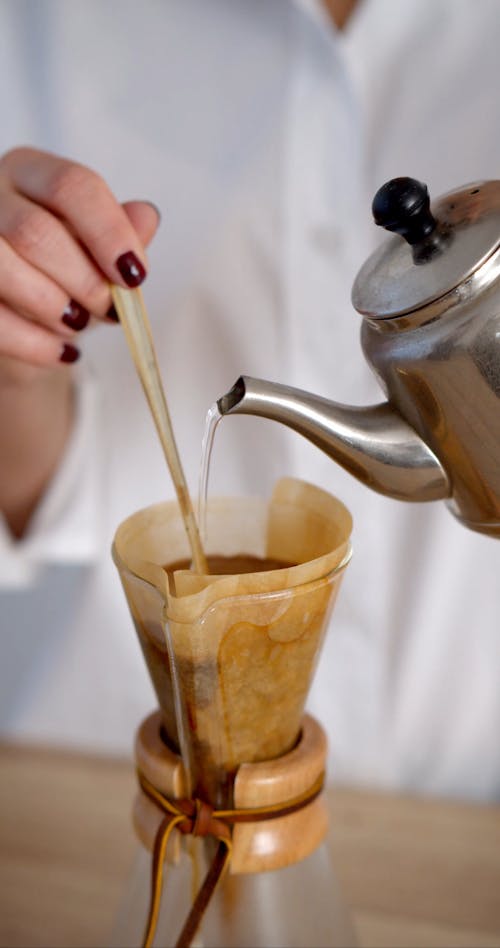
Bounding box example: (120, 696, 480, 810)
(219, 177, 500, 538)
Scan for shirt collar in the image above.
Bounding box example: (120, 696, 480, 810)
(291, 0, 337, 33)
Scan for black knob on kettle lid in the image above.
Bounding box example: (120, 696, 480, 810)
(372, 177, 438, 246)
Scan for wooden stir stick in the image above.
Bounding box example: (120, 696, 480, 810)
(111, 285, 208, 575)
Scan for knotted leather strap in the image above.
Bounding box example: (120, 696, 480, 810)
(138, 768, 325, 948)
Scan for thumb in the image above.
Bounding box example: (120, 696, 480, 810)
(122, 200, 161, 248)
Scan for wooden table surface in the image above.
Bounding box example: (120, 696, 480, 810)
(0, 742, 499, 948)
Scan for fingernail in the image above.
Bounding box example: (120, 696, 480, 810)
(106, 304, 120, 322)
(61, 300, 90, 332)
(60, 343, 80, 364)
(115, 251, 146, 287)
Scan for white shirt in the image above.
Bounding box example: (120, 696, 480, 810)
(1, 0, 499, 800)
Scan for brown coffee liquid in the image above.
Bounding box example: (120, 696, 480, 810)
(165, 554, 295, 575)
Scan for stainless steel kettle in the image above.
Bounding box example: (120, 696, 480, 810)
(218, 178, 500, 537)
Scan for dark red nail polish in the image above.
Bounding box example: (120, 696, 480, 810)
(61, 300, 90, 332)
(106, 304, 120, 322)
(60, 343, 80, 364)
(116, 251, 146, 287)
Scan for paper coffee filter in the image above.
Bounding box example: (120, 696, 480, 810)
(268, 476, 352, 556)
(161, 480, 351, 799)
(113, 478, 352, 804)
(168, 478, 351, 621)
(166, 570, 347, 802)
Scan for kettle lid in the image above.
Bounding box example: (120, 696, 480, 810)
(352, 178, 500, 319)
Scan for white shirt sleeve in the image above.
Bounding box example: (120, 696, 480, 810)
(0, 366, 102, 589)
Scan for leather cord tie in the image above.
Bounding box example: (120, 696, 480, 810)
(138, 768, 325, 948)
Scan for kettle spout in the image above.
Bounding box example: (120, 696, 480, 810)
(218, 376, 450, 502)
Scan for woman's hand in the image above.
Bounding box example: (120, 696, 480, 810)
(0, 147, 160, 536)
(0, 146, 160, 371)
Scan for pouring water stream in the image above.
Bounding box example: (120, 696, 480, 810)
(197, 402, 222, 546)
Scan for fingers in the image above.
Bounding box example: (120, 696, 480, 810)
(0, 301, 80, 369)
(0, 192, 161, 326)
(0, 187, 117, 318)
(0, 234, 86, 333)
(0, 147, 161, 371)
(2, 147, 150, 288)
